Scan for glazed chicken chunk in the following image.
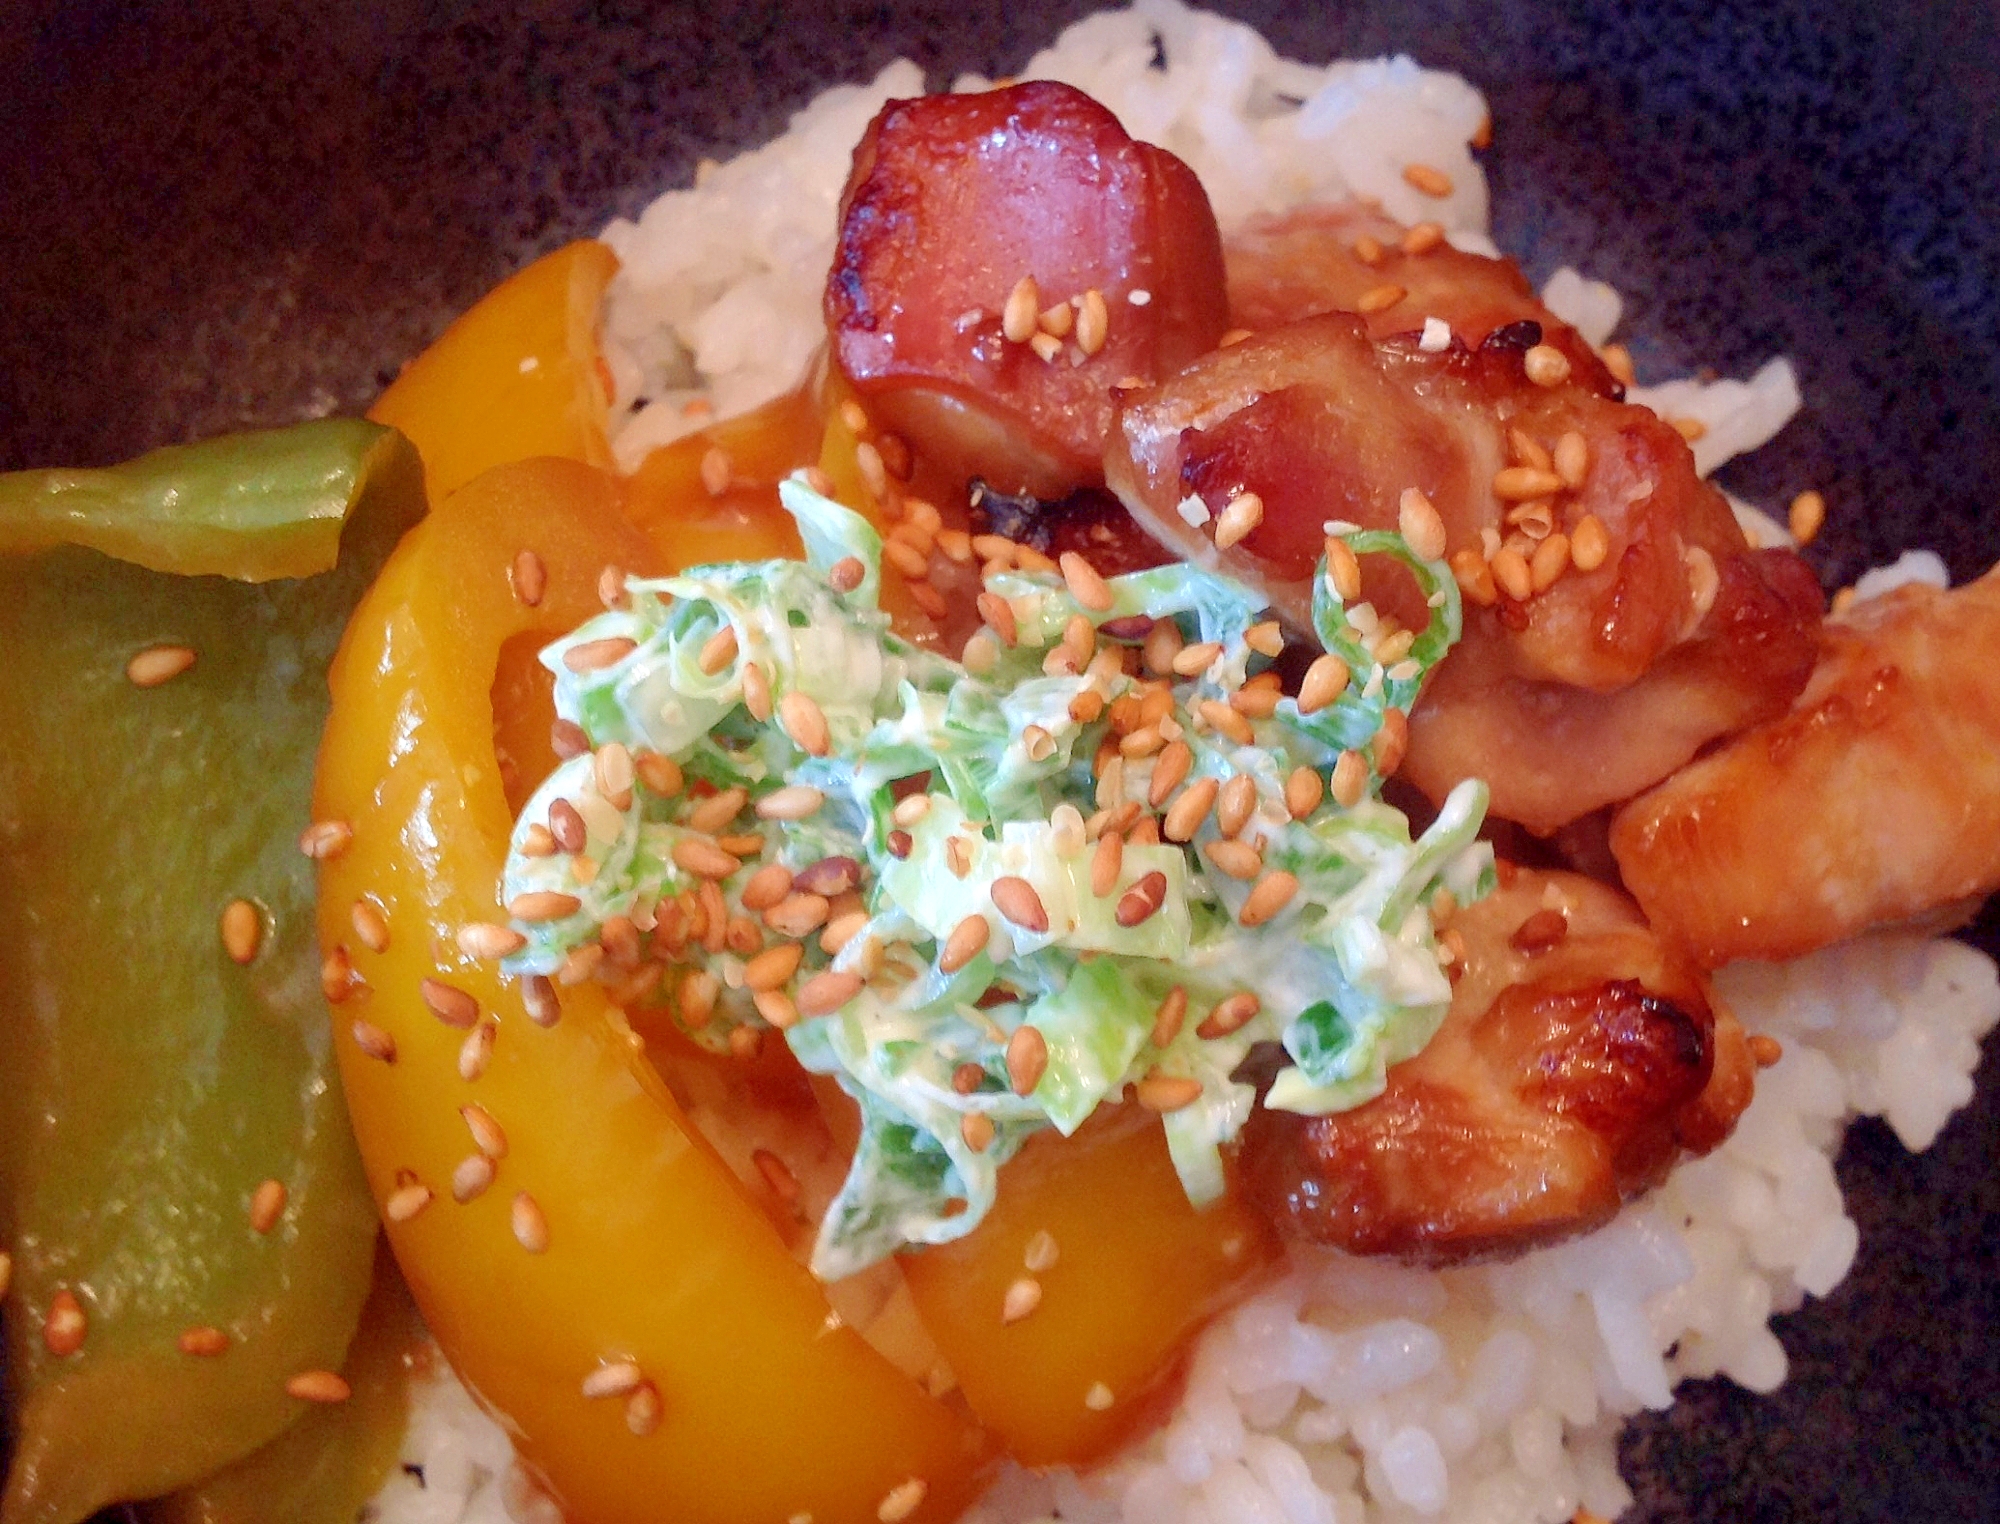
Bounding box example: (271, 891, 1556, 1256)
(1104, 312, 1824, 832)
(1238, 866, 1754, 1263)
(827, 79, 1228, 500)
(1612, 566, 2000, 966)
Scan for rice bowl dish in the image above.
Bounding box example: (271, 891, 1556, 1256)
(1, 5, 1997, 1524)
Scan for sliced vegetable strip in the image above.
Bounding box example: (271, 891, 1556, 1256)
(312, 457, 988, 1524)
(0, 422, 413, 1524)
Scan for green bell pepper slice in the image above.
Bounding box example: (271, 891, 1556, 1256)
(0, 420, 423, 1524)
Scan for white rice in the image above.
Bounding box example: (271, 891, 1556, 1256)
(370, 5, 2000, 1522)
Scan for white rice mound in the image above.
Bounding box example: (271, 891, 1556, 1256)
(372, 5, 2000, 1522)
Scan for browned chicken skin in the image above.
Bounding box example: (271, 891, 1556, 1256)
(1224, 202, 1622, 397)
(1104, 313, 1824, 832)
(827, 80, 1228, 500)
(1612, 567, 2000, 966)
(1237, 867, 1754, 1264)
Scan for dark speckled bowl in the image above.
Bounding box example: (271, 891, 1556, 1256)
(4, 2, 1998, 1520)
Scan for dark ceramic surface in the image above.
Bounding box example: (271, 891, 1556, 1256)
(3, 2, 1997, 1520)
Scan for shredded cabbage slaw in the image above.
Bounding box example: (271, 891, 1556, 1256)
(500, 477, 1492, 1279)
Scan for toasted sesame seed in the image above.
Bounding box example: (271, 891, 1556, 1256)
(1789, 489, 1826, 545)
(1284, 766, 1324, 821)
(126, 643, 197, 688)
(582, 1361, 645, 1399)
(626, 1381, 664, 1436)
(550, 718, 590, 759)
(1550, 429, 1589, 489)
(878, 1477, 929, 1523)
(1492, 466, 1565, 502)
(795, 855, 862, 898)
(755, 784, 826, 823)
(1204, 839, 1263, 881)
(1003, 275, 1041, 343)
(626, 751, 680, 802)
(1670, 416, 1708, 443)
(1230, 684, 1280, 720)
(991, 876, 1049, 934)
(1373, 708, 1410, 776)
(1076, 288, 1110, 356)
(744, 941, 805, 993)
(351, 1017, 397, 1063)
(825, 554, 869, 596)
(1160, 776, 1217, 843)
(1523, 344, 1572, 388)
(1029, 331, 1064, 363)
(1081, 833, 1123, 903)
(298, 819, 354, 860)
(779, 691, 832, 757)
(337, 902, 388, 962)
(178, 1325, 230, 1357)
(220, 899, 262, 964)
(696, 624, 738, 676)
(1006, 1025, 1049, 1095)
(600, 567, 629, 613)
(753, 990, 799, 1030)
(1038, 300, 1074, 339)
(1296, 652, 1353, 716)
(250, 1177, 287, 1234)
(732, 655, 774, 722)
(961, 1111, 996, 1152)
(1239, 871, 1300, 928)
(940, 914, 992, 974)
(461, 1103, 508, 1160)
(1144, 739, 1192, 808)
(1352, 234, 1385, 266)
(458, 1020, 497, 1082)
(451, 1152, 496, 1204)
(511, 1192, 550, 1254)
(563, 636, 637, 677)
(1058, 550, 1114, 612)
(798, 969, 864, 1018)
(41, 1280, 86, 1352)
(1168, 640, 1222, 679)
(1449, 547, 1499, 605)
(1001, 1275, 1043, 1325)
(1197, 991, 1261, 1040)
(1509, 907, 1570, 953)
(1136, 1072, 1204, 1112)
(520, 974, 559, 1028)
(1356, 282, 1407, 315)
(882, 536, 929, 579)
(737, 862, 791, 915)
(1331, 750, 1370, 808)
(1212, 492, 1265, 552)
(286, 1370, 351, 1404)
(1396, 487, 1449, 562)
(385, 1177, 434, 1222)
(700, 446, 735, 497)
(1151, 986, 1189, 1048)
(1325, 538, 1363, 602)
(1529, 531, 1572, 593)
(1115, 871, 1169, 928)
(1085, 1381, 1116, 1411)
(1749, 1034, 1785, 1068)
(763, 892, 831, 939)
(1215, 774, 1258, 839)
(685, 785, 747, 836)
(670, 837, 741, 881)
(1400, 220, 1445, 255)
(1022, 1228, 1060, 1274)
(676, 969, 720, 1028)
(1198, 698, 1255, 746)
(1403, 162, 1454, 197)
(510, 549, 547, 607)
(1489, 545, 1534, 602)
(506, 891, 581, 925)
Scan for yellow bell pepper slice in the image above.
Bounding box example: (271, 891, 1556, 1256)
(312, 457, 989, 1524)
(368, 242, 618, 503)
(900, 1105, 1280, 1466)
